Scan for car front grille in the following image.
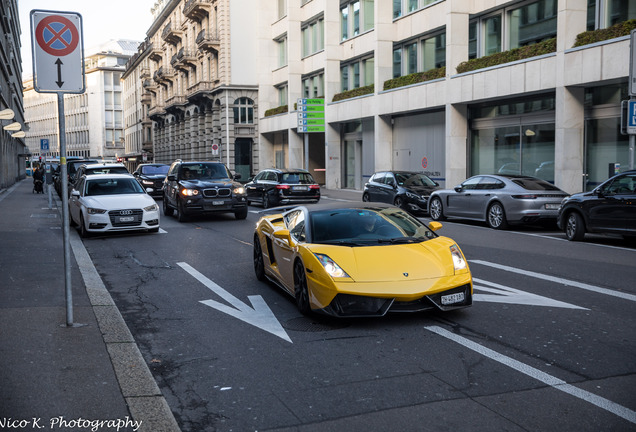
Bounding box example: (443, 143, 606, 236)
(108, 209, 143, 227)
(203, 188, 231, 198)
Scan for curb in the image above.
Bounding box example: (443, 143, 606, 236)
(52, 190, 181, 432)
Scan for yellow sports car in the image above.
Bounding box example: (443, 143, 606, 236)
(253, 203, 472, 317)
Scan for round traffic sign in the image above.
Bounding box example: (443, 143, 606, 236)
(422, 157, 428, 169)
(35, 15, 79, 57)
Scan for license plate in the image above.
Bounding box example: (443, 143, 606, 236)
(293, 186, 308, 191)
(212, 200, 224, 205)
(441, 292, 465, 305)
(118, 216, 135, 223)
(545, 203, 560, 210)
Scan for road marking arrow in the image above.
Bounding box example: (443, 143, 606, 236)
(177, 262, 292, 343)
(473, 278, 588, 309)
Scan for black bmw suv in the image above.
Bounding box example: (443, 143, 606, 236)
(162, 161, 248, 222)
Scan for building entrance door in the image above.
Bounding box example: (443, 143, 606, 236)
(234, 138, 252, 181)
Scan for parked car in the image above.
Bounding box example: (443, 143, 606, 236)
(428, 174, 569, 229)
(54, 158, 98, 196)
(69, 173, 160, 237)
(557, 170, 636, 241)
(133, 163, 170, 198)
(162, 160, 248, 221)
(362, 171, 440, 214)
(245, 168, 320, 208)
(253, 202, 472, 316)
(72, 163, 129, 191)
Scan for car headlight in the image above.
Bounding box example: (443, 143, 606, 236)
(405, 191, 420, 199)
(315, 253, 350, 278)
(144, 203, 159, 212)
(450, 244, 467, 272)
(233, 186, 246, 195)
(87, 207, 107, 214)
(180, 188, 199, 196)
(141, 180, 153, 185)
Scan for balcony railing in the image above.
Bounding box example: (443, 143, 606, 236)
(161, 21, 183, 45)
(196, 29, 220, 53)
(183, 0, 213, 21)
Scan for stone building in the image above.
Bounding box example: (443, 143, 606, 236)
(123, 0, 260, 181)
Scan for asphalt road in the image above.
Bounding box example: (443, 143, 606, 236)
(79, 197, 636, 432)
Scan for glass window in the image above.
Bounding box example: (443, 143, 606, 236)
(352, 1, 360, 36)
(393, 0, 402, 19)
(509, 0, 557, 48)
(393, 48, 402, 78)
(484, 15, 502, 55)
(341, 6, 349, 41)
(363, 58, 374, 86)
(341, 66, 349, 92)
(585, 117, 629, 190)
(277, 37, 287, 68)
(233, 98, 254, 124)
(352, 62, 360, 88)
(408, 0, 418, 13)
(405, 42, 417, 74)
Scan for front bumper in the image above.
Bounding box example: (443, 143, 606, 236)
(308, 272, 473, 317)
(183, 195, 248, 213)
(85, 210, 160, 233)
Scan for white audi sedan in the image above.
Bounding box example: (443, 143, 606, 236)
(69, 173, 160, 237)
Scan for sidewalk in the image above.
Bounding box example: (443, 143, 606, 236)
(0, 179, 179, 432)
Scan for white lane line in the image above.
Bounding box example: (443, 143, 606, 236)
(425, 325, 636, 424)
(471, 260, 636, 302)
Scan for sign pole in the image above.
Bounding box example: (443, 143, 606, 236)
(57, 93, 74, 326)
(31, 9, 85, 327)
(629, 30, 636, 169)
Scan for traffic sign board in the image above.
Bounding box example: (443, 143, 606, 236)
(40, 138, 49, 151)
(297, 98, 325, 133)
(628, 100, 636, 134)
(31, 10, 85, 93)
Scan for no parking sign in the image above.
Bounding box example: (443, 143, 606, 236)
(30, 10, 85, 93)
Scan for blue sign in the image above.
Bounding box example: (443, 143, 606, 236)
(629, 101, 636, 126)
(40, 138, 49, 151)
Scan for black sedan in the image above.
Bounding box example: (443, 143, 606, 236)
(133, 163, 169, 198)
(245, 168, 320, 208)
(363, 171, 440, 213)
(428, 174, 569, 229)
(557, 170, 636, 241)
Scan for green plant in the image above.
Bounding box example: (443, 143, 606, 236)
(456, 38, 556, 74)
(264, 105, 288, 117)
(332, 85, 374, 102)
(573, 19, 636, 47)
(383, 67, 446, 91)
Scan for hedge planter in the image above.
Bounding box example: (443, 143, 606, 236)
(456, 38, 556, 74)
(332, 85, 374, 102)
(383, 67, 445, 91)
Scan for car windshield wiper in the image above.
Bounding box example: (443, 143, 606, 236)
(376, 236, 424, 244)
(318, 240, 374, 246)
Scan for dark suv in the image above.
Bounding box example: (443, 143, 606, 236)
(133, 163, 169, 198)
(162, 161, 248, 221)
(557, 170, 636, 241)
(245, 168, 320, 208)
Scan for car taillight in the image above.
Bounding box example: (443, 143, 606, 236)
(310, 184, 320, 190)
(276, 184, 291, 189)
(511, 194, 537, 199)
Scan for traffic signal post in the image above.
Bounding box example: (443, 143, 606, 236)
(31, 9, 86, 327)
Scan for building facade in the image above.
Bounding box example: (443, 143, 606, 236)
(23, 40, 139, 161)
(1, 0, 28, 188)
(123, 0, 260, 181)
(257, 0, 636, 193)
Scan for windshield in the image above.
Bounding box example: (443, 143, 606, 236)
(181, 163, 230, 180)
(395, 172, 436, 187)
(85, 178, 145, 196)
(310, 207, 435, 245)
(281, 172, 315, 184)
(141, 165, 169, 175)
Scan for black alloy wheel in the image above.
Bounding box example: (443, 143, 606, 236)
(177, 198, 189, 222)
(79, 213, 90, 238)
(565, 212, 585, 241)
(394, 196, 404, 208)
(262, 192, 270, 209)
(253, 235, 266, 281)
(362, 192, 370, 202)
(163, 194, 174, 216)
(235, 207, 248, 220)
(294, 260, 311, 315)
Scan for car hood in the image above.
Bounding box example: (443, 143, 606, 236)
(307, 237, 459, 282)
(181, 179, 237, 188)
(404, 185, 439, 196)
(82, 193, 156, 209)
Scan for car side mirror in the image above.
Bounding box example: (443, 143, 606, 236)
(454, 186, 463, 193)
(167, 174, 176, 181)
(233, 173, 242, 180)
(273, 229, 296, 246)
(71, 190, 80, 197)
(428, 221, 442, 232)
